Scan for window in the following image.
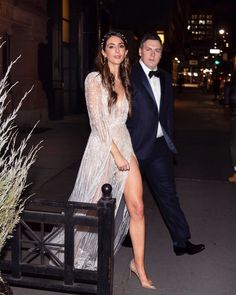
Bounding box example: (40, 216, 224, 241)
(62, 0, 70, 43)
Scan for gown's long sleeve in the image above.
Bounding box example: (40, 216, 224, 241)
(85, 72, 112, 146)
(69, 72, 113, 204)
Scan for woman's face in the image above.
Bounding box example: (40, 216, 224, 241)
(102, 35, 128, 66)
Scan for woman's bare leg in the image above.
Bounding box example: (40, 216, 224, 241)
(124, 155, 152, 285)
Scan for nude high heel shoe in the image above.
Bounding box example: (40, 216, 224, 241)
(228, 173, 236, 183)
(129, 259, 156, 290)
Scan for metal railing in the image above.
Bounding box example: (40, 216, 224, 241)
(0, 184, 115, 295)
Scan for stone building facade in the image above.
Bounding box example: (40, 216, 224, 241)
(0, 0, 48, 126)
(0, 0, 103, 125)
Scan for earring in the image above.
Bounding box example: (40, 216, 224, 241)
(121, 56, 128, 69)
(103, 56, 107, 65)
(124, 56, 129, 67)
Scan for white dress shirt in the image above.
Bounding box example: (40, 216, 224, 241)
(139, 59, 164, 138)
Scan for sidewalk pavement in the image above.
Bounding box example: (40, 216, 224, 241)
(10, 87, 236, 295)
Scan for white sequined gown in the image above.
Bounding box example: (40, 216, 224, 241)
(50, 72, 133, 270)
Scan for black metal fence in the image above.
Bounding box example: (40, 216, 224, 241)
(0, 184, 115, 295)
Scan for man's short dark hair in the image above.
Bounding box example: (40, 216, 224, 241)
(139, 32, 162, 48)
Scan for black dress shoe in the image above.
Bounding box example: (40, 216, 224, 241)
(121, 233, 132, 248)
(174, 241, 205, 256)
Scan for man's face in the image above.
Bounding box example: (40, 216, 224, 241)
(139, 39, 162, 70)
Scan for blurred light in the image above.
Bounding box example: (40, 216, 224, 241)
(174, 57, 180, 64)
(156, 30, 165, 44)
(219, 29, 225, 35)
(210, 48, 220, 54)
(223, 53, 228, 61)
(214, 60, 220, 65)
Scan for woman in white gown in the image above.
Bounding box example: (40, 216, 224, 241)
(50, 31, 155, 289)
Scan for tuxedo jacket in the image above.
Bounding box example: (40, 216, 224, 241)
(127, 62, 176, 160)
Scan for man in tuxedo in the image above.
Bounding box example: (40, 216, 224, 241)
(124, 32, 205, 255)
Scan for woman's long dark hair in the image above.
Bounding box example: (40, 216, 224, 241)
(95, 31, 131, 114)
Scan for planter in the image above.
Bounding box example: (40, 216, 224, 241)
(0, 281, 13, 295)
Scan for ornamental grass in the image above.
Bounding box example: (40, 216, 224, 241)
(0, 41, 42, 279)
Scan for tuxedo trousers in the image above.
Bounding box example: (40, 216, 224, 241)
(138, 137, 191, 246)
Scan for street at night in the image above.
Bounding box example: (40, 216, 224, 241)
(8, 86, 236, 295)
(1, 1, 236, 294)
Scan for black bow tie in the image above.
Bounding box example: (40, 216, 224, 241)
(148, 70, 160, 78)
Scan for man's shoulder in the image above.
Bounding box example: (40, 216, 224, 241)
(131, 62, 141, 72)
(131, 62, 145, 78)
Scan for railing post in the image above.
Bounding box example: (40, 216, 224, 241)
(97, 184, 115, 295)
(11, 224, 21, 279)
(64, 206, 74, 285)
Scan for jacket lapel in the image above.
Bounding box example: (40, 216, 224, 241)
(136, 64, 157, 105)
(159, 71, 165, 113)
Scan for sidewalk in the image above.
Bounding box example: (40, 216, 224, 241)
(10, 87, 236, 295)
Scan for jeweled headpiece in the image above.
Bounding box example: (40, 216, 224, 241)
(100, 31, 128, 49)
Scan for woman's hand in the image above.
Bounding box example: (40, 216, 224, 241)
(114, 154, 130, 171)
(110, 140, 130, 171)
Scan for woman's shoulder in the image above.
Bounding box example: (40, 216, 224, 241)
(85, 71, 101, 84)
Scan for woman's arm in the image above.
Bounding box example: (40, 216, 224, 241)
(85, 73, 129, 171)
